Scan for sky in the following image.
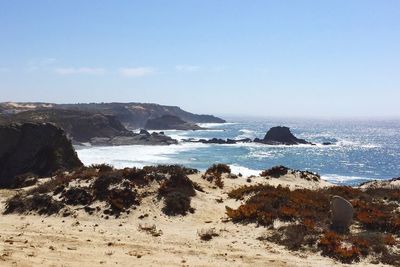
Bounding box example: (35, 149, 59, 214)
(0, 0, 399, 118)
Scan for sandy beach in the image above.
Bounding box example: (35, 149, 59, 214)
(0, 172, 389, 267)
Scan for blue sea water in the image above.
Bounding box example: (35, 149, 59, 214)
(76, 118, 400, 185)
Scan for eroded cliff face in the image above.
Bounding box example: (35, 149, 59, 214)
(0, 109, 131, 143)
(0, 123, 82, 188)
(0, 102, 226, 129)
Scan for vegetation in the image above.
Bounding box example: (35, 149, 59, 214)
(4, 193, 64, 215)
(227, 184, 400, 264)
(158, 169, 197, 215)
(197, 228, 219, 241)
(260, 165, 289, 178)
(4, 164, 200, 217)
(202, 164, 231, 188)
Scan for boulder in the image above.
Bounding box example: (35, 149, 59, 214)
(331, 196, 354, 232)
(254, 126, 311, 145)
(145, 115, 203, 130)
(139, 129, 151, 136)
(0, 123, 83, 188)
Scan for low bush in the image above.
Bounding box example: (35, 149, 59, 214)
(90, 163, 114, 173)
(142, 165, 198, 175)
(158, 170, 197, 216)
(62, 187, 93, 206)
(10, 174, 38, 188)
(260, 166, 289, 178)
(205, 164, 231, 175)
(28, 174, 73, 195)
(197, 228, 219, 241)
(267, 224, 318, 251)
(318, 231, 360, 264)
(202, 164, 231, 189)
(4, 193, 65, 215)
(107, 188, 139, 213)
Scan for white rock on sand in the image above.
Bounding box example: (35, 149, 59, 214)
(0, 172, 385, 267)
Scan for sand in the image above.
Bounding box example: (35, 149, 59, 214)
(0, 173, 389, 267)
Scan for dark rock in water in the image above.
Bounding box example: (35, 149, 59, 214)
(139, 129, 151, 136)
(322, 142, 333, 146)
(255, 126, 311, 145)
(184, 138, 252, 144)
(0, 123, 83, 188)
(145, 115, 203, 130)
(90, 131, 178, 146)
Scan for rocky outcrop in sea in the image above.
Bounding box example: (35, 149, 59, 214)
(254, 126, 311, 145)
(185, 126, 318, 146)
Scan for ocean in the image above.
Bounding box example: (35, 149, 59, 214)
(76, 117, 400, 185)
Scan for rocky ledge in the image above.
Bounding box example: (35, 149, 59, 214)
(0, 123, 83, 188)
(90, 129, 177, 146)
(0, 109, 179, 146)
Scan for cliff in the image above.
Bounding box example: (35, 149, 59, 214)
(0, 123, 82, 188)
(0, 102, 226, 129)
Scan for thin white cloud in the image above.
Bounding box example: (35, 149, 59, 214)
(175, 65, 200, 72)
(27, 57, 57, 72)
(119, 67, 155, 77)
(55, 67, 106, 75)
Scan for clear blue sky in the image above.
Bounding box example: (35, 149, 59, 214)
(1, 0, 399, 117)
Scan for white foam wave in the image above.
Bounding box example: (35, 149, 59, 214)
(229, 164, 262, 177)
(76, 143, 207, 169)
(335, 140, 381, 148)
(234, 128, 256, 140)
(321, 174, 375, 184)
(197, 122, 237, 128)
(239, 129, 254, 134)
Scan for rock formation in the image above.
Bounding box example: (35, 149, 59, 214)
(0, 109, 130, 143)
(0, 102, 226, 129)
(0, 123, 83, 188)
(185, 138, 252, 144)
(330, 196, 354, 232)
(0, 109, 179, 146)
(254, 126, 311, 145)
(90, 130, 177, 146)
(145, 115, 203, 130)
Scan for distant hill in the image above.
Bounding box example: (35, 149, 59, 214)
(145, 115, 203, 130)
(0, 102, 226, 129)
(0, 109, 131, 143)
